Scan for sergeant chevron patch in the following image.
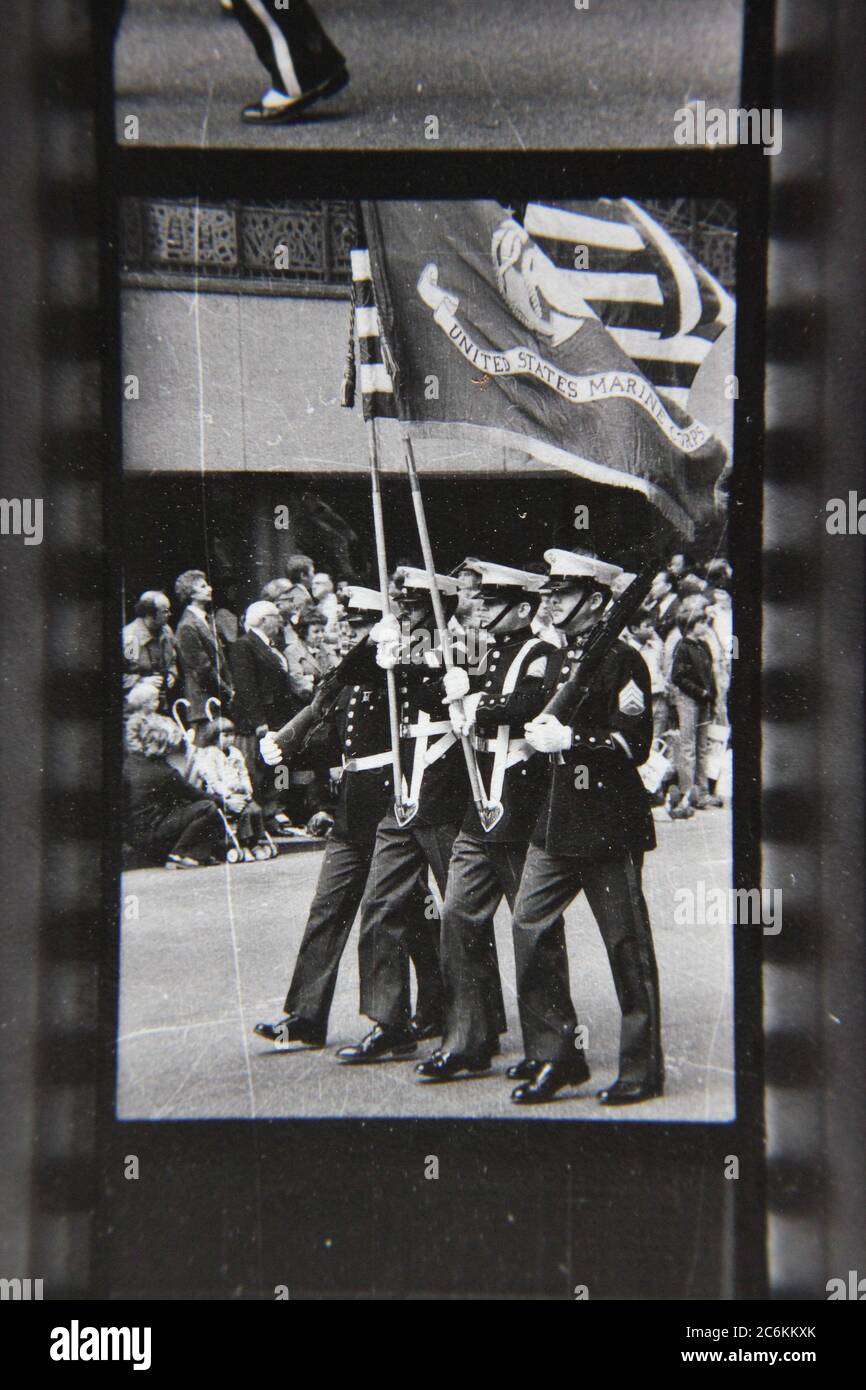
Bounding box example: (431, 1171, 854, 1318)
(618, 679, 645, 716)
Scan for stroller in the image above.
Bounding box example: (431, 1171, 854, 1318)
(171, 699, 278, 862)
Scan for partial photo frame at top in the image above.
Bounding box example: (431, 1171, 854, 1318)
(111, 0, 746, 152)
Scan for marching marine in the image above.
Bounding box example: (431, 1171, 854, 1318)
(253, 586, 441, 1049)
(336, 567, 468, 1064)
(415, 559, 570, 1082)
(510, 549, 665, 1106)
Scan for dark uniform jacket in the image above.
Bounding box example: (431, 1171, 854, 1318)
(532, 636, 656, 861)
(463, 628, 558, 842)
(124, 752, 211, 844)
(307, 635, 470, 831)
(176, 607, 233, 720)
(395, 646, 469, 829)
(228, 632, 294, 735)
(302, 668, 396, 847)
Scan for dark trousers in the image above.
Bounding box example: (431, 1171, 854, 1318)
(286, 833, 441, 1035)
(149, 801, 225, 864)
(234, 733, 281, 819)
(513, 846, 664, 1086)
(357, 814, 456, 1029)
(440, 834, 556, 1056)
(232, 0, 345, 98)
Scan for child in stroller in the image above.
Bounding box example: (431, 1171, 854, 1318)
(174, 699, 278, 862)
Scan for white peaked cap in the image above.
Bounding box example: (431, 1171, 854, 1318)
(393, 566, 459, 597)
(344, 585, 384, 614)
(543, 549, 624, 588)
(459, 558, 547, 592)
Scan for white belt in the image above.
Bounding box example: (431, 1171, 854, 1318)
(407, 709, 457, 808)
(471, 734, 532, 761)
(342, 751, 392, 772)
(403, 719, 453, 738)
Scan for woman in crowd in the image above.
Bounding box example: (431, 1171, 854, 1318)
(284, 604, 331, 696)
(123, 712, 226, 869)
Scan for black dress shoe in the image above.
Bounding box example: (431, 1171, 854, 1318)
(336, 1023, 417, 1064)
(507, 1057, 541, 1082)
(597, 1078, 664, 1106)
(511, 1055, 591, 1105)
(253, 1014, 325, 1048)
(242, 66, 349, 124)
(415, 1049, 492, 1082)
(410, 1016, 443, 1042)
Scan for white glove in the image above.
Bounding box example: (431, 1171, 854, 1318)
(259, 733, 282, 766)
(375, 642, 399, 670)
(225, 794, 246, 815)
(442, 667, 470, 703)
(524, 713, 573, 754)
(456, 691, 483, 735)
(370, 613, 402, 670)
(369, 614, 401, 645)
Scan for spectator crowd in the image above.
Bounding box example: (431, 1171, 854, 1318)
(122, 554, 350, 869)
(122, 546, 734, 869)
(624, 553, 734, 819)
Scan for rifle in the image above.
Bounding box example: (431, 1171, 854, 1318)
(269, 636, 373, 761)
(540, 564, 656, 727)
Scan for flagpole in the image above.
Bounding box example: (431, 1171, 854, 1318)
(367, 417, 413, 824)
(402, 433, 502, 831)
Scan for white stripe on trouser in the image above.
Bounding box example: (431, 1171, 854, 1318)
(245, 0, 302, 97)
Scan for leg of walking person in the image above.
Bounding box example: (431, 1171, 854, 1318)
(580, 855, 664, 1093)
(282, 835, 373, 1035)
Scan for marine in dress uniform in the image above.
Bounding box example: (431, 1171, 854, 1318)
(510, 550, 665, 1106)
(415, 560, 571, 1082)
(252, 588, 442, 1049)
(336, 568, 468, 1065)
(230, 0, 348, 124)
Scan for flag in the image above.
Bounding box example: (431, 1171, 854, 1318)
(358, 200, 730, 538)
(523, 199, 734, 412)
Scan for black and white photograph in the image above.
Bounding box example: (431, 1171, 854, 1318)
(2, 0, 864, 1328)
(118, 195, 738, 1120)
(112, 0, 745, 150)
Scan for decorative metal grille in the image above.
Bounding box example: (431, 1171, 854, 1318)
(120, 197, 734, 297)
(120, 198, 358, 296)
(645, 197, 737, 292)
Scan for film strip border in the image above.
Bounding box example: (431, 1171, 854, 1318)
(762, 0, 866, 1298)
(0, 0, 112, 1300)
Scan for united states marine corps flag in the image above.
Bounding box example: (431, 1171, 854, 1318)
(355, 200, 730, 539)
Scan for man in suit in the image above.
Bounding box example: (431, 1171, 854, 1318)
(509, 549, 664, 1107)
(174, 570, 233, 726)
(230, 0, 348, 125)
(228, 600, 294, 822)
(415, 559, 567, 1082)
(253, 586, 442, 1049)
(336, 567, 467, 1065)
